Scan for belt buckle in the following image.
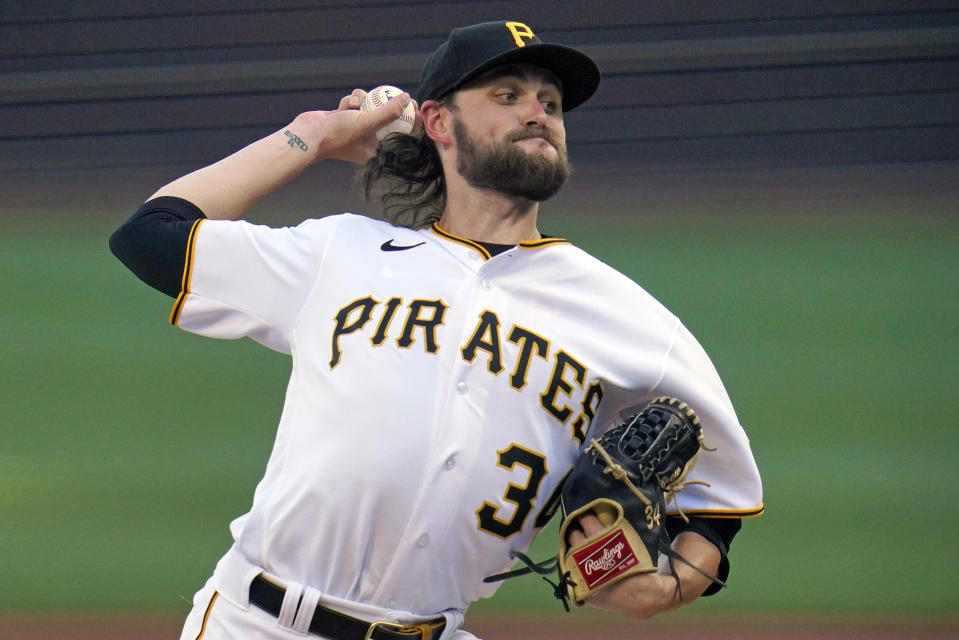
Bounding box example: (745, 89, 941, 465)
(364, 617, 445, 640)
(363, 620, 414, 640)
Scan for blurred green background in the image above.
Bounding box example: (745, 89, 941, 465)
(1, 190, 957, 621)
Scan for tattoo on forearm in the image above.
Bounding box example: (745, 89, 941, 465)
(284, 130, 309, 151)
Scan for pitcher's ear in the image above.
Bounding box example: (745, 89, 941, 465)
(420, 100, 453, 146)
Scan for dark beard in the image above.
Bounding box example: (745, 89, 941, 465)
(453, 119, 570, 202)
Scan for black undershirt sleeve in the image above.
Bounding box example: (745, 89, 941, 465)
(109, 196, 208, 298)
(666, 516, 742, 596)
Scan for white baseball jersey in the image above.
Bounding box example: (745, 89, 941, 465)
(171, 212, 763, 616)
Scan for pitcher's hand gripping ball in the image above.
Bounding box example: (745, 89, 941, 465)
(557, 397, 723, 605)
(361, 85, 416, 140)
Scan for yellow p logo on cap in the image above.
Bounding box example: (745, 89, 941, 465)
(505, 21, 536, 47)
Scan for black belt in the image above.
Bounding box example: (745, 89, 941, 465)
(248, 574, 447, 640)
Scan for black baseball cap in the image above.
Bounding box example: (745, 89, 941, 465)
(417, 20, 600, 111)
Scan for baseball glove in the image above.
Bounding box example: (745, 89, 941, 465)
(483, 397, 724, 610)
(556, 396, 720, 606)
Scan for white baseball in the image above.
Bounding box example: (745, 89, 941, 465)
(360, 85, 415, 140)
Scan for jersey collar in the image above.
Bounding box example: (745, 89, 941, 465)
(429, 223, 570, 261)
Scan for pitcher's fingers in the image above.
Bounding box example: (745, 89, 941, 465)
(578, 512, 605, 536)
(360, 92, 411, 129)
(410, 99, 424, 135)
(565, 509, 602, 547)
(338, 88, 366, 111)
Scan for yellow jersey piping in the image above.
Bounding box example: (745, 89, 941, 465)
(193, 590, 219, 639)
(666, 503, 765, 519)
(430, 223, 570, 258)
(169, 218, 204, 326)
(518, 237, 570, 249)
(430, 223, 492, 260)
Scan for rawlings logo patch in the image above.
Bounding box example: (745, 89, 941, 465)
(572, 529, 637, 589)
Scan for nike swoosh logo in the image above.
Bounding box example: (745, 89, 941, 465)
(381, 239, 425, 252)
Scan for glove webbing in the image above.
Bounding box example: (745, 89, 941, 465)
(591, 438, 711, 524)
(591, 437, 653, 508)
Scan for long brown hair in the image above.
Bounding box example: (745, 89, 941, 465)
(357, 130, 446, 229)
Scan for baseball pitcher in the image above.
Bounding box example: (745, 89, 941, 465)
(110, 20, 763, 640)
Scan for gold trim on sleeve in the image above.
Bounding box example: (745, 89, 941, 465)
(667, 503, 765, 519)
(169, 218, 205, 326)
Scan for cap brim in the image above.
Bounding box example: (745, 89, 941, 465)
(449, 43, 600, 111)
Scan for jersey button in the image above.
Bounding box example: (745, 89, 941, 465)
(456, 382, 468, 394)
(416, 533, 430, 548)
(445, 455, 456, 469)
